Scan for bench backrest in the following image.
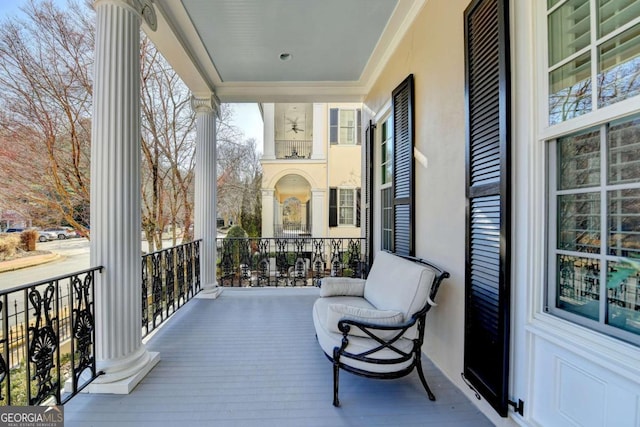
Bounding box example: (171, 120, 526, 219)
(364, 251, 437, 319)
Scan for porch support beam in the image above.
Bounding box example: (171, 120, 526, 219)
(88, 0, 159, 393)
(192, 95, 223, 299)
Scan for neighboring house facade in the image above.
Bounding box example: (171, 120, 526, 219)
(84, 1, 640, 426)
(260, 103, 362, 239)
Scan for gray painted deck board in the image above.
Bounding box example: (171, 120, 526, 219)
(65, 288, 493, 426)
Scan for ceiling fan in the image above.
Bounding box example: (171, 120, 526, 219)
(286, 117, 304, 133)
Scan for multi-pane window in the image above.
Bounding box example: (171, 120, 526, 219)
(548, 114, 640, 344)
(380, 117, 393, 251)
(329, 108, 362, 144)
(547, 0, 640, 124)
(338, 188, 355, 226)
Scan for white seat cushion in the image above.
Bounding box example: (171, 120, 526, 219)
(313, 296, 414, 374)
(327, 303, 404, 339)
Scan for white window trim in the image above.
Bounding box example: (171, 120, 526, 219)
(330, 108, 361, 145)
(530, 0, 640, 358)
(337, 187, 357, 226)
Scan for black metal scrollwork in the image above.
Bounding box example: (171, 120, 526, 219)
(28, 284, 59, 405)
(0, 301, 7, 401)
(176, 245, 185, 305)
(193, 240, 201, 293)
(71, 273, 95, 388)
(151, 252, 163, 327)
(142, 257, 149, 332)
(165, 249, 175, 315)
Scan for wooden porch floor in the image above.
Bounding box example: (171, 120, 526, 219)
(65, 288, 493, 426)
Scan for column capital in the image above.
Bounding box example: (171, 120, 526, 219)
(191, 94, 220, 116)
(94, 0, 157, 31)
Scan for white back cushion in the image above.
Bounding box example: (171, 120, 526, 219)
(364, 251, 436, 319)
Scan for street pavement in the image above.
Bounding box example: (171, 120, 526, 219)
(0, 237, 183, 290)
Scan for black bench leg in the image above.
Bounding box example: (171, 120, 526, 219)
(416, 356, 436, 401)
(332, 362, 341, 406)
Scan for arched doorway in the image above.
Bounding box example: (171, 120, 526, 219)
(274, 174, 311, 236)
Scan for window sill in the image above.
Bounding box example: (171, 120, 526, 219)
(527, 312, 640, 381)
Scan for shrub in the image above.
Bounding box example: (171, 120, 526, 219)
(0, 234, 21, 260)
(20, 230, 38, 251)
(225, 225, 247, 239)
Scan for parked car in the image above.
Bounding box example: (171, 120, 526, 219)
(4, 228, 24, 233)
(36, 230, 57, 242)
(43, 227, 77, 240)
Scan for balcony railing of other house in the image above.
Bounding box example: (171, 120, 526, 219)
(216, 237, 367, 287)
(141, 239, 202, 339)
(274, 140, 312, 159)
(0, 266, 103, 406)
(274, 223, 312, 237)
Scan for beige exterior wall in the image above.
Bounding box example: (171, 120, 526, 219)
(261, 102, 362, 239)
(363, 0, 496, 422)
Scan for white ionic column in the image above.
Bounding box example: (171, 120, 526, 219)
(193, 95, 222, 299)
(88, 0, 159, 393)
(261, 189, 275, 237)
(311, 189, 326, 237)
(311, 103, 326, 160)
(262, 103, 276, 160)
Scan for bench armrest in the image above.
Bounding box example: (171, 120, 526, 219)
(319, 278, 366, 297)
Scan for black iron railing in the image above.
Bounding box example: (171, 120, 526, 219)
(0, 266, 102, 406)
(216, 237, 367, 287)
(141, 240, 202, 338)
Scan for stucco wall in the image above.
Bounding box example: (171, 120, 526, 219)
(364, 0, 487, 420)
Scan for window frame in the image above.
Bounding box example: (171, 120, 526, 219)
(546, 115, 640, 346)
(337, 187, 357, 226)
(379, 115, 394, 252)
(329, 107, 362, 145)
(545, 0, 640, 126)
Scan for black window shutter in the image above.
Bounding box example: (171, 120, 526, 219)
(329, 108, 338, 144)
(364, 122, 375, 267)
(464, 0, 511, 417)
(329, 187, 338, 227)
(356, 109, 362, 145)
(392, 75, 415, 257)
(355, 187, 361, 227)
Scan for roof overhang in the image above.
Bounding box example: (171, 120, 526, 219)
(146, 0, 426, 103)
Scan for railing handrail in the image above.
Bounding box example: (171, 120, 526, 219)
(142, 238, 203, 258)
(0, 266, 104, 296)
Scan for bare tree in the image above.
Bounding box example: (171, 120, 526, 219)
(0, 0, 94, 235)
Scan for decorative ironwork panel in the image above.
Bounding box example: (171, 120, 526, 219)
(193, 240, 201, 293)
(70, 272, 96, 391)
(165, 248, 175, 316)
(220, 239, 236, 286)
(347, 239, 362, 278)
(275, 239, 290, 286)
(186, 242, 194, 297)
(27, 284, 59, 405)
(176, 245, 185, 306)
(312, 239, 326, 286)
(330, 239, 343, 276)
(141, 257, 149, 333)
(256, 239, 270, 286)
(0, 301, 7, 402)
(151, 251, 163, 328)
(239, 239, 252, 286)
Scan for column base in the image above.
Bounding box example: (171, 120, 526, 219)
(77, 347, 160, 394)
(196, 283, 223, 299)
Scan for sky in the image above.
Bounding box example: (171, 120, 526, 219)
(0, 0, 264, 153)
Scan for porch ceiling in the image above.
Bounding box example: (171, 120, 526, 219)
(148, 0, 426, 102)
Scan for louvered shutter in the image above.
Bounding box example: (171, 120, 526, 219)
(464, 0, 511, 417)
(329, 187, 338, 227)
(356, 109, 362, 145)
(364, 122, 375, 267)
(355, 188, 361, 227)
(329, 108, 338, 144)
(392, 75, 414, 257)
